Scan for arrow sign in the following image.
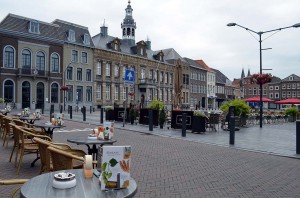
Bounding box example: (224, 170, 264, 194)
(125, 69, 135, 83)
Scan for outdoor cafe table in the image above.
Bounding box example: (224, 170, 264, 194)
(67, 137, 116, 160)
(19, 117, 41, 124)
(33, 123, 65, 138)
(20, 169, 137, 198)
(0, 109, 9, 116)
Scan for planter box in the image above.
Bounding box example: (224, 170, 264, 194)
(105, 110, 114, 121)
(192, 116, 206, 133)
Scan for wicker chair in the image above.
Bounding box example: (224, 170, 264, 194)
(47, 146, 85, 171)
(33, 137, 86, 173)
(0, 114, 5, 138)
(15, 126, 51, 175)
(0, 179, 29, 198)
(2, 116, 13, 147)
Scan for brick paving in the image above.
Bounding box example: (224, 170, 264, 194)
(0, 115, 300, 197)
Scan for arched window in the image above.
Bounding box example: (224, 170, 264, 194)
(123, 28, 126, 36)
(4, 80, 14, 102)
(51, 83, 59, 103)
(22, 81, 31, 108)
(4, 46, 15, 68)
(127, 28, 130, 36)
(22, 49, 31, 69)
(132, 28, 135, 36)
(51, 53, 59, 72)
(36, 51, 45, 71)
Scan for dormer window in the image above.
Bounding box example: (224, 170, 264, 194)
(289, 76, 294, 81)
(68, 30, 75, 42)
(140, 48, 143, 55)
(29, 20, 40, 34)
(83, 33, 90, 45)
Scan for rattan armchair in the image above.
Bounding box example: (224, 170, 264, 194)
(0, 179, 29, 198)
(47, 146, 85, 171)
(0, 114, 5, 138)
(2, 116, 13, 147)
(15, 126, 51, 175)
(33, 137, 86, 173)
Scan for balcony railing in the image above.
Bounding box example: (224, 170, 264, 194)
(18, 68, 49, 77)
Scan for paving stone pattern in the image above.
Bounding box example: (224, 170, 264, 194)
(0, 113, 300, 197)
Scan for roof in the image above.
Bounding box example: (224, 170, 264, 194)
(195, 60, 214, 72)
(52, 19, 94, 47)
(212, 68, 229, 84)
(269, 76, 281, 83)
(183, 57, 206, 71)
(281, 74, 300, 82)
(0, 13, 63, 43)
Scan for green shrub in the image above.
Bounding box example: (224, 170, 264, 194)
(220, 99, 250, 116)
(193, 111, 206, 117)
(0, 98, 4, 103)
(159, 109, 166, 125)
(105, 106, 113, 111)
(285, 107, 298, 116)
(149, 99, 164, 110)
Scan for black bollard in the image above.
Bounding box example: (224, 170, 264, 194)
(82, 106, 86, 121)
(70, 106, 72, 119)
(182, 113, 186, 137)
(60, 105, 63, 113)
(50, 104, 54, 122)
(229, 116, 235, 145)
(296, 121, 300, 154)
(90, 106, 92, 114)
(100, 108, 104, 124)
(42, 107, 44, 114)
(149, 109, 153, 131)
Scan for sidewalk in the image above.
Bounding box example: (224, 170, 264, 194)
(47, 109, 300, 159)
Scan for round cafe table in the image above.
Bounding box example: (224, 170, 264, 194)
(20, 169, 137, 198)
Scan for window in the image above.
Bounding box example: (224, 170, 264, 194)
(4, 46, 15, 68)
(269, 93, 273, 98)
(96, 83, 102, 100)
(4, 80, 14, 102)
(292, 91, 296, 97)
(275, 86, 279, 90)
(105, 84, 111, 100)
(29, 20, 40, 34)
(82, 52, 87, 64)
(282, 84, 286, 89)
(68, 30, 75, 42)
(292, 84, 296, 89)
(71, 50, 78, 62)
(141, 68, 145, 79)
(96, 62, 102, 75)
(36, 51, 45, 71)
(289, 76, 294, 81)
(114, 85, 119, 100)
(77, 68, 82, 81)
(66, 67, 73, 80)
(114, 65, 119, 77)
(76, 86, 83, 102)
(67, 85, 73, 102)
(287, 91, 291, 97)
(154, 70, 158, 82)
(297, 91, 300, 97)
(83, 33, 90, 45)
(282, 91, 286, 98)
(140, 48, 143, 55)
(160, 72, 163, 83)
(269, 86, 273, 90)
(275, 93, 279, 99)
(287, 84, 291, 89)
(51, 53, 59, 72)
(106, 63, 111, 77)
(86, 86, 92, 102)
(159, 89, 163, 101)
(149, 69, 153, 79)
(86, 69, 91, 81)
(170, 73, 173, 84)
(165, 72, 168, 84)
(51, 83, 59, 103)
(122, 86, 126, 100)
(22, 49, 31, 69)
(253, 88, 257, 95)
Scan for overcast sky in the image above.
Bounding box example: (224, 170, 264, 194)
(1, 0, 300, 81)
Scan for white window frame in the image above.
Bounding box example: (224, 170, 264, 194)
(105, 84, 111, 100)
(114, 65, 119, 77)
(83, 33, 90, 45)
(3, 45, 16, 68)
(81, 52, 88, 64)
(141, 68, 145, 79)
(96, 83, 102, 100)
(122, 86, 126, 100)
(29, 20, 40, 34)
(71, 50, 78, 63)
(51, 53, 60, 73)
(68, 30, 75, 42)
(106, 63, 111, 77)
(96, 61, 102, 75)
(114, 85, 119, 100)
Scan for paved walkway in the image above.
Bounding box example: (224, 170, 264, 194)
(0, 110, 300, 197)
(52, 109, 300, 159)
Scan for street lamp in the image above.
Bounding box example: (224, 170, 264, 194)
(227, 22, 300, 128)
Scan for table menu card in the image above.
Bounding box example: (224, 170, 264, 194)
(100, 146, 131, 190)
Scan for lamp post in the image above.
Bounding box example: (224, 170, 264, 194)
(227, 22, 300, 128)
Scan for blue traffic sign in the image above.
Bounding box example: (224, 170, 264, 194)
(125, 69, 135, 83)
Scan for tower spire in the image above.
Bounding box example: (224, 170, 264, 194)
(121, 0, 136, 46)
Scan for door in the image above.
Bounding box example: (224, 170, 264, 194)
(36, 82, 44, 109)
(22, 81, 31, 108)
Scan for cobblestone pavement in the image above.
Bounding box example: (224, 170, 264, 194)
(1, 111, 300, 197)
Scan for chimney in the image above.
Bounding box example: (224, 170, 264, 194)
(100, 19, 108, 37)
(146, 36, 151, 50)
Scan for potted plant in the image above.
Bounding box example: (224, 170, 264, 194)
(105, 106, 114, 121)
(159, 109, 166, 129)
(192, 111, 207, 133)
(129, 107, 135, 124)
(0, 98, 4, 109)
(250, 73, 272, 85)
(285, 107, 298, 122)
